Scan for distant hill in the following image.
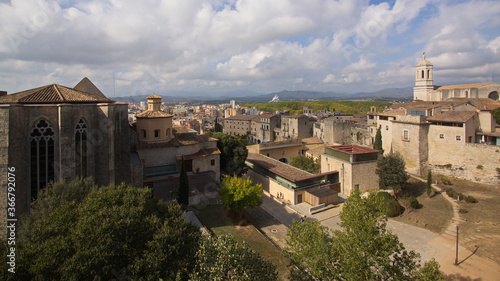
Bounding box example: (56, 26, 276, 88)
(114, 87, 413, 103)
(351, 87, 413, 99)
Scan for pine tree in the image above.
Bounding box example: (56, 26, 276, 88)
(178, 159, 189, 207)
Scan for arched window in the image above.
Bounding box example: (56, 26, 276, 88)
(30, 119, 55, 199)
(421, 70, 424, 79)
(75, 119, 88, 178)
(488, 91, 499, 100)
(427, 69, 430, 79)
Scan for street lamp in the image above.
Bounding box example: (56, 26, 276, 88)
(454, 225, 459, 265)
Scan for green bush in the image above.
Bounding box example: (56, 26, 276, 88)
(459, 208, 468, 214)
(368, 191, 403, 217)
(465, 195, 478, 203)
(409, 197, 421, 209)
(440, 177, 453, 185)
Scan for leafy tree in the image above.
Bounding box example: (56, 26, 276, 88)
(190, 235, 278, 281)
(374, 126, 383, 152)
(286, 187, 445, 281)
(492, 107, 500, 125)
(1, 179, 200, 281)
(219, 175, 262, 212)
(290, 155, 320, 174)
(376, 152, 409, 196)
(427, 171, 433, 197)
(214, 117, 223, 132)
(207, 132, 248, 176)
(178, 158, 189, 207)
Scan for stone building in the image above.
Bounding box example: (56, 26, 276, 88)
(275, 114, 313, 141)
(249, 114, 280, 144)
(321, 145, 379, 196)
(413, 54, 500, 101)
(0, 77, 131, 238)
(246, 153, 339, 206)
(223, 114, 256, 138)
(133, 95, 221, 203)
(371, 55, 500, 183)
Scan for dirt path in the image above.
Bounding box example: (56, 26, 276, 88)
(409, 175, 500, 280)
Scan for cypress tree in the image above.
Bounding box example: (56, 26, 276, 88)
(427, 171, 433, 198)
(374, 126, 383, 153)
(178, 159, 189, 207)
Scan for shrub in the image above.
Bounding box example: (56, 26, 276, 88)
(440, 177, 453, 186)
(368, 191, 403, 217)
(476, 165, 483, 170)
(409, 197, 421, 209)
(465, 195, 478, 203)
(459, 208, 468, 214)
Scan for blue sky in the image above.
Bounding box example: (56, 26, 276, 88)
(0, 0, 499, 97)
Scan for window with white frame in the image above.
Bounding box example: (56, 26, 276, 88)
(402, 130, 409, 141)
(456, 135, 462, 141)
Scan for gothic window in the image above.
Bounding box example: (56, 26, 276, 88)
(75, 119, 88, 178)
(30, 119, 55, 199)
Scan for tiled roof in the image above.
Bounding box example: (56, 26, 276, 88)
(176, 148, 221, 161)
(225, 115, 258, 121)
(246, 153, 314, 182)
(435, 82, 493, 90)
(136, 133, 217, 149)
(427, 111, 476, 123)
(0, 80, 113, 104)
(328, 145, 379, 155)
(246, 153, 337, 183)
(282, 114, 306, 118)
(147, 94, 162, 99)
(73, 77, 107, 98)
(136, 110, 173, 118)
(446, 98, 500, 111)
(377, 109, 406, 117)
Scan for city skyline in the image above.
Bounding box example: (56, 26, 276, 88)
(0, 0, 499, 96)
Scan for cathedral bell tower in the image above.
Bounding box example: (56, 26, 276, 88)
(413, 53, 435, 101)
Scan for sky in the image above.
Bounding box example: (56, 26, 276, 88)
(0, 0, 499, 98)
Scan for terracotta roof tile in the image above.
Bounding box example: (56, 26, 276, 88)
(73, 77, 106, 98)
(0, 81, 113, 104)
(136, 110, 173, 118)
(436, 82, 493, 90)
(427, 111, 476, 123)
(446, 98, 500, 111)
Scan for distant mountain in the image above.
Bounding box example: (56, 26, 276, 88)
(237, 90, 349, 102)
(114, 87, 413, 103)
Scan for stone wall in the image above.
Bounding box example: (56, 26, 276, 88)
(428, 125, 500, 184)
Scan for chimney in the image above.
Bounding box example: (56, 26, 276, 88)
(0, 91, 6, 96)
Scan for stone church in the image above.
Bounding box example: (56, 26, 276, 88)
(413, 54, 500, 101)
(0, 78, 131, 237)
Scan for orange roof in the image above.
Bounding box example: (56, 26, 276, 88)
(427, 111, 476, 123)
(435, 82, 493, 90)
(147, 94, 162, 99)
(136, 110, 173, 118)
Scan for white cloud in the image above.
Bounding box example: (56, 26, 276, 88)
(0, 0, 498, 95)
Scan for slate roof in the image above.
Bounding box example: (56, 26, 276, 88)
(0, 78, 113, 104)
(427, 111, 476, 123)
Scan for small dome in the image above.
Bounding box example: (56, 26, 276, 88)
(416, 53, 433, 67)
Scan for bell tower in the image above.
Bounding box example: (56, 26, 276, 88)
(413, 53, 435, 101)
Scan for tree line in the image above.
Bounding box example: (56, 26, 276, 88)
(241, 100, 391, 114)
